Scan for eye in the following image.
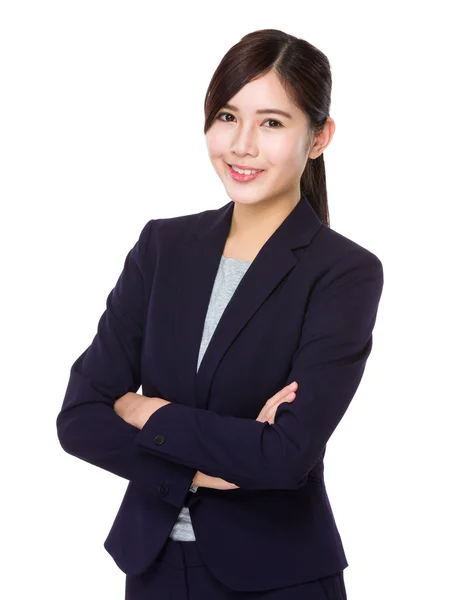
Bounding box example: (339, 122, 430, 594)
(216, 112, 283, 128)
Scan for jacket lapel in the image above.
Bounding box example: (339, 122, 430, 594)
(172, 193, 322, 410)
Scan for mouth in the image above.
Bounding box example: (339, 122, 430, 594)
(226, 162, 265, 183)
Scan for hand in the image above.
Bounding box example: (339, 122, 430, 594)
(114, 394, 236, 490)
(114, 392, 170, 429)
(192, 471, 239, 490)
(256, 381, 298, 424)
(191, 382, 298, 491)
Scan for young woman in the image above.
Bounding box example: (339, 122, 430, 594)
(57, 28, 384, 600)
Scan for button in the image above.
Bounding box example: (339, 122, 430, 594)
(153, 434, 165, 445)
(158, 484, 168, 496)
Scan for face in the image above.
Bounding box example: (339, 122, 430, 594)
(205, 69, 321, 208)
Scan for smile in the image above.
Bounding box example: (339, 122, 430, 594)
(227, 163, 265, 183)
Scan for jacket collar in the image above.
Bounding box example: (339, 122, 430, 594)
(172, 193, 323, 410)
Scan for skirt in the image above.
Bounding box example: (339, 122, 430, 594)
(125, 538, 348, 599)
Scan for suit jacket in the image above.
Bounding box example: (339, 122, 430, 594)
(56, 193, 384, 592)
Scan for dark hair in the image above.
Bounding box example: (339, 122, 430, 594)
(203, 29, 333, 227)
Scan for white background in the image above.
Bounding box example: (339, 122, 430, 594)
(1, 1, 464, 599)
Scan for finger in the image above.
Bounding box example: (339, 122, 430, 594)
(267, 384, 297, 408)
(257, 385, 297, 423)
(266, 383, 298, 409)
(261, 397, 294, 424)
(266, 393, 296, 421)
(276, 392, 295, 406)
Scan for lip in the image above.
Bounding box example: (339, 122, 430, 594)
(229, 163, 264, 171)
(227, 162, 265, 183)
(227, 163, 264, 171)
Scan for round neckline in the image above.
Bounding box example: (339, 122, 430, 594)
(221, 254, 252, 264)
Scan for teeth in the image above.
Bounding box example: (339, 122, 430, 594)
(231, 165, 260, 175)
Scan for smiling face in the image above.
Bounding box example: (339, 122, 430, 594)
(205, 69, 315, 208)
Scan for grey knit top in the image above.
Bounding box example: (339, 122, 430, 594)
(169, 254, 253, 541)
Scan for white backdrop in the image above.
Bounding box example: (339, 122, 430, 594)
(1, 1, 464, 599)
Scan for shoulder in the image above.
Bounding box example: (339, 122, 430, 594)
(134, 207, 205, 251)
(142, 205, 213, 246)
(305, 224, 384, 303)
(134, 206, 215, 275)
(314, 223, 383, 272)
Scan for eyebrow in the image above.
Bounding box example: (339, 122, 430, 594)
(222, 102, 293, 120)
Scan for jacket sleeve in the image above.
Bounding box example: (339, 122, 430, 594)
(134, 249, 384, 490)
(56, 219, 198, 510)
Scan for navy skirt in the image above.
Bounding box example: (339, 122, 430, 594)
(125, 538, 348, 599)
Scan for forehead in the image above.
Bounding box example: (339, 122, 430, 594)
(226, 71, 296, 116)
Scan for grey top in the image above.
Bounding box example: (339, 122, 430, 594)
(169, 254, 252, 541)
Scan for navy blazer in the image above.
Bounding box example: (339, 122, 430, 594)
(56, 193, 384, 592)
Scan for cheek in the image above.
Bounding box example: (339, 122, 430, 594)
(205, 129, 228, 158)
(266, 138, 303, 171)
(296, 134, 312, 161)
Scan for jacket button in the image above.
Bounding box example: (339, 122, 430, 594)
(153, 434, 165, 445)
(158, 484, 168, 496)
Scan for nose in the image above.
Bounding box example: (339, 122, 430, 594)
(230, 123, 259, 158)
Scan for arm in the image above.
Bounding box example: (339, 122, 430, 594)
(134, 250, 384, 490)
(56, 219, 198, 510)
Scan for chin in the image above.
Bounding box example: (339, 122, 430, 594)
(226, 191, 269, 205)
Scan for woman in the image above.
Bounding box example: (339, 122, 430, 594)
(57, 28, 384, 599)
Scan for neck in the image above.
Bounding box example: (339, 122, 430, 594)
(228, 192, 301, 246)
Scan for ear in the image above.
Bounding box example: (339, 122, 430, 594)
(309, 117, 336, 159)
